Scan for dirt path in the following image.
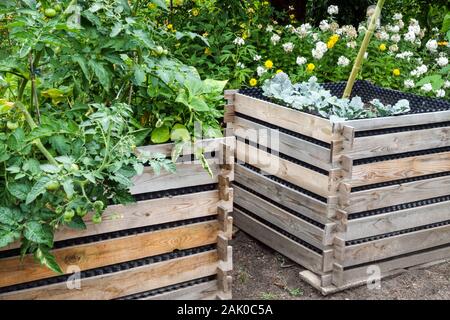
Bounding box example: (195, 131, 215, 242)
(231, 231, 450, 300)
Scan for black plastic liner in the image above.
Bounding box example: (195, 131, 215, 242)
(133, 183, 217, 202)
(239, 80, 450, 119)
(237, 162, 327, 203)
(0, 244, 216, 294)
(118, 275, 217, 300)
(233, 181, 325, 229)
(234, 204, 323, 254)
(345, 220, 450, 246)
(0, 215, 218, 260)
(355, 121, 450, 137)
(234, 111, 331, 148)
(351, 171, 450, 193)
(348, 195, 450, 220)
(236, 136, 329, 175)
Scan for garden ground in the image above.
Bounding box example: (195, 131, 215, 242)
(231, 231, 450, 300)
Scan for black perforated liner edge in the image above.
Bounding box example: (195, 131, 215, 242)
(345, 220, 450, 246)
(0, 244, 216, 294)
(234, 204, 323, 254)
(354, 121, 450, 137)
(0, 215, 218, 260)
(132, 183, 217, 202)
(239, 80, 450, 119)
(118, 275, 217, 300)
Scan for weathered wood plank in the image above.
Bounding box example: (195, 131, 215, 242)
(332, 245, 450, 287)
(0, 221, 220, 288)
(140, 280, 220, 300)
(336, 223, 450, 267)
(236, 140, 331, 197)
(0, 251, 219, 300)
(234, 164, 330, 224)
(234, 186, 330, 248)
(232, 208, 327, 273)
(234, 94, 333, 143)
(345, 201, 450, 240)
(343, 126, 450, 159)
(232, 116, 332, 170)
(342, 175, 450, 213)
(349, 151, 450, 187)
(0, 190, 221, 253)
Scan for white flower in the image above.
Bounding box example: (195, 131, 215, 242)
(296, 56, 307, 65)
(337, 56, 350, 67)
(253, 55, 262, 62)
(312, 41, 327, 60)
(396, 51, 413, 59)
(376, 31, 389, 41)
(410, 64, 428, 77)
(404, 31, 416, 43)
(270, 33, 281, 45)
(437, 56, 449, 67)
(312, 33, 319, 41)
(426, 39, 438, 53)
(319, 20, 330, 32)
(421, 83, 433, 92)
(358, 25, 367, 35)
(266, 25, 274, 32)
(404, 79, 415, 88)
(436, 89, 446, 98)
(408, 24, 420, 36)
(346, 41, 357, 49)
(390, 34, 401, 43)
(389, 44, 399, 52)
(257, 24, 263, 29)
(233, 37, 245, 46)
(388, 25, 400, 33)
(327, 5, 339, 15)
(397, 20, 405, 29)
(444, 81, 450, 89)
(364, 52, 368, 59)
(342, 25, 357, 38)
(256, 66, 266, 76)
(236, 62, 245, 69)
(393, 13, 403, 20)
(282, 42, 295, 53)
(295, 23, 312, 38)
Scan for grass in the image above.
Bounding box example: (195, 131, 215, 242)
(260, 292, 278, 300)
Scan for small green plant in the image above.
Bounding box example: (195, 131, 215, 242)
(288, 287, 304, 297)
(260, 292, 278, 300)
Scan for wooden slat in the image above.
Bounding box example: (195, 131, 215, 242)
(345, 201, 450, 240)
(342, 110, 450, 131)
(337, 223, 450, 267)
(332, 245, 450, 287)
(131, 162, 219, 195)
(234, 94, 333, 143)
(0, 190, 220, 253)
(349, 151, 450, 187)
(0, 251, 219, 300)
(234, 186, 329, 248)
(0, 221, 220, 288)
(342, 175, 450, 213)
(141, 280, 220, 300)
(232, 116, 332, 170)
(343, 126, 450, 158)
(232, 208, 327, 273)
(235, 164, 330, 224)
(236, 140, 331, 197)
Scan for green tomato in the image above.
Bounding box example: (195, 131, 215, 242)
(170, 123, 191, 142)
(63, 209, 75, 222)
(54, 4, 62, 12)
(44, 8, 57, 18)
(151, 126, 170, 144)
(76, 206, 87, 217)
(92, 213, 102, 224)
(6, 121, 19, 130)
(55, 206, 64, 214)
(70, 163, 79, 171)
(93, 200, 104, 211)
(46, 181, 60, 191)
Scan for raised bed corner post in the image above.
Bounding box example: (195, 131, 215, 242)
(342, 0, 386, 99)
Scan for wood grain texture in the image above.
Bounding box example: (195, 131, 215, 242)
(0, 221, 220, 288)
(0, 251, 219, 300)
(234, 94, 333, 143)
(236, 140, 331, 197)
(234, 185, 329, 248)
(336, 223, 450, 267)
(232, 208, 327, 273)
(234, 164, 330, 224)
(232, 116, 332, 170)
(349, 151, 450, 187)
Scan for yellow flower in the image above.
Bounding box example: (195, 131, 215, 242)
(438, 41, 448, 46)
(242, 33, 248, 40)
(327, 34, 339, 49)
(167, 24, 173, 30)
(192, 8, 199, 16)
(379, 43, 387, 51)
(276, 69, 283, 74)
(264, 60, 273, 69)
(249, 78, 258, 87)
(204, 48, 212, 56)
(147, 3, 157, 10)
(306, 63, 315, 72)
(290, 14, 295, 20)
(393, 68, 401, 76)
(202, 32, 209, 37)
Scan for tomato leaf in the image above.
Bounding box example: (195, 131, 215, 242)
(24, 221, 53, 247)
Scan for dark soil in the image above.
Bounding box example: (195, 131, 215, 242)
(231, 231, 450, 300)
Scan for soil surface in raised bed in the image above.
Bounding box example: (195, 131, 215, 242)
(232, 230, 450, 300)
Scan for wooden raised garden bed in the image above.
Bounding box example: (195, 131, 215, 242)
(0, 137, 235, 300)
(224, 81, 450, 294)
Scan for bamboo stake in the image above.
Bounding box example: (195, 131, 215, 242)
(342, 0, 386, 98)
